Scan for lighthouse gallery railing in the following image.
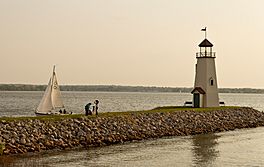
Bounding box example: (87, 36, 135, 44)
(196, 52, 216, 58)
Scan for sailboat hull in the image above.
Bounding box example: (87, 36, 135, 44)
(35, 112, 52, 116)
(35, 110, 72, 116)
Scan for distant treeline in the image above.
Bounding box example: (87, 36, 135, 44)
(0, 84, 264, 94)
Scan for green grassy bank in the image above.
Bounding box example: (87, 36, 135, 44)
(0, 106, 240, 122)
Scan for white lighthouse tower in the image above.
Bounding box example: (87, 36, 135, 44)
(191, 29, 219, 108)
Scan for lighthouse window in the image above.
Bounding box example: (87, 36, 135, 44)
(210, 79, 214, 86)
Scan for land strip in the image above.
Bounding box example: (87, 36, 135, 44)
(0, 106, 263, 155)
(1, 84, 264, 94)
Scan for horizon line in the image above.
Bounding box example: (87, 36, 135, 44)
(1, 83, 264, 90)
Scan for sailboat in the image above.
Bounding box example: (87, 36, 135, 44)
(35, 66, 68, 116)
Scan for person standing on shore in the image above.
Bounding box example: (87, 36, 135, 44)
(85, 103, 92, 116)
(93, 100, 99, 115)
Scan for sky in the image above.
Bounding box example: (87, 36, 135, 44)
(1, 0, 264, 88)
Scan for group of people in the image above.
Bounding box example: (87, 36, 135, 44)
(59, 109, 67, 114)
(85, 99, 99, 116)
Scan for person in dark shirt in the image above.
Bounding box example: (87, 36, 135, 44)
(85, 103, 92, 116)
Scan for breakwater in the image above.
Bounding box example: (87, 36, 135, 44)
(1, 107, 264, 155)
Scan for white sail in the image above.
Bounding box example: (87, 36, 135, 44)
(36, 78, 53, 112)
(36, 66, 65, 115)
(51, 70, 64, 109)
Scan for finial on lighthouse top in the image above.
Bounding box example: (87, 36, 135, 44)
(199, 27, 213, 47)
(201, 27, 207, 38)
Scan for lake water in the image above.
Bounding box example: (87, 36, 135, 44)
(1, 91, 264, 117)
(1, 91, 264, 166)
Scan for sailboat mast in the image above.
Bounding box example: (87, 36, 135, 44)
(50, 65, 56, 109)
(53, 65, 55, 74)
(51, 65, 56, 86)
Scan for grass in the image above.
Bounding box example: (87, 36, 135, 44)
(0, 114, 85, 122)
(0, 106, 241, 122)
(0, 143, 5, 155)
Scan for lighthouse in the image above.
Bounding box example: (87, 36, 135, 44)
(191, 29, 219, 108)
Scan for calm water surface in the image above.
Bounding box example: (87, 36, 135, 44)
(0, 91, 264, 117)
(0, 91, 264, 166)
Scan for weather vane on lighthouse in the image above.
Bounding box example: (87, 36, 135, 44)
(201, 27, 207, 39)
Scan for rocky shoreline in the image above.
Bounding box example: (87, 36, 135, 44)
(1, 107, 264, 155)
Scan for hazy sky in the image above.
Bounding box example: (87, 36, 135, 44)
(1, 0, 264, 88)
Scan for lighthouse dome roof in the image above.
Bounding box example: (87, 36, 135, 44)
(199, 39, 213, 47)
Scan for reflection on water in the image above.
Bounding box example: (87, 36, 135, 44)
(0, 137, 193, 167)
(0, 153, 50, 167)
(192, 134, 219, 167)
